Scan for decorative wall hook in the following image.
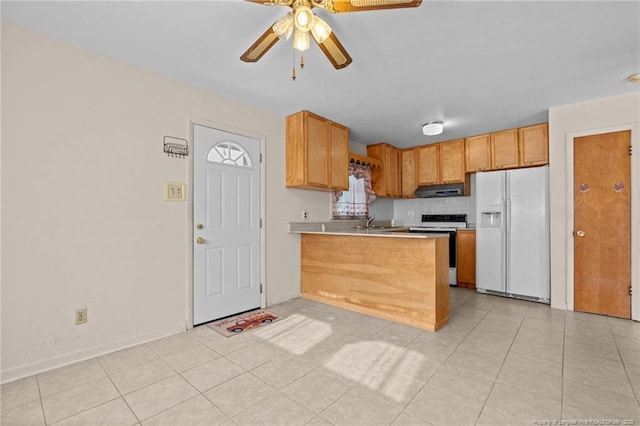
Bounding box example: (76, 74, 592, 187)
(163, 136, 189, 159)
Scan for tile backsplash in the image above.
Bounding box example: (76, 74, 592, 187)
(369, 174, 477, 227)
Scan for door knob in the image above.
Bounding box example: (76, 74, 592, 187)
(196, 237, 206, 244)
(576, 230, 586, 237)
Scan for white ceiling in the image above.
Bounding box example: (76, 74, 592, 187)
(2, 1, 639, 148)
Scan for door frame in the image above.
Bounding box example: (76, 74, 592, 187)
(186, 118, 267, 329)
(565, 123, 639, 320)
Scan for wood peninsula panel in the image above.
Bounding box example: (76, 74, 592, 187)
(301, 234, 450, 331)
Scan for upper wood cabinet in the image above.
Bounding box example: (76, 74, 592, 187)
(416, 144, 439, 185)
(401, 148, 417, 198)
(367, 143, 401, 198)
(417, 139, 466, 185)
(328, 121, 350, 189)
(519, 123, 549, 167)
(465, 134, 491, 172)
(491, 129, 519, 169)
(286, 110, 349, 191)
(465, 124, 548, 172)
(439, 139, 466, 183)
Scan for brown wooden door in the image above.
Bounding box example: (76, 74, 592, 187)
(574, 130, 631, 318)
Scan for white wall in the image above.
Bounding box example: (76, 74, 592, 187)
(548, 91, 640, 319)
(1, 24, 331, 382)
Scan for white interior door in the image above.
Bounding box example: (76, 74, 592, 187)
(193, 125, 261, 325)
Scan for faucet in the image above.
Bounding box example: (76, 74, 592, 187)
(366, 216, 376, 228)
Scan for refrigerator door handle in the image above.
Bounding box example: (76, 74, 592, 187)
(505, 199, 511, 235)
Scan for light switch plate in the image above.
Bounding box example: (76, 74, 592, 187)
(165, 182, 186, 201)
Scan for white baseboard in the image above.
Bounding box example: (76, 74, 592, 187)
(551, 301, 567, 311)
(1, 322, 187, 384)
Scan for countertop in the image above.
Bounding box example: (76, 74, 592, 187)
(290, 228, 449, 239)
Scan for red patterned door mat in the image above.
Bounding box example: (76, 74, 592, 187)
(206, 309, 283, 337)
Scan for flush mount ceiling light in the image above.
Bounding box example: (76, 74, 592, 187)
(628, 73, 640, 83)
(422, 121, 444, 136)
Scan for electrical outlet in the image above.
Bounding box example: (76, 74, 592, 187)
(75, 308, 87, 325)
(303, 210, 308, 220)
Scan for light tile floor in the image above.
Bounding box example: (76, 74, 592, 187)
(2, 287, 640, 425)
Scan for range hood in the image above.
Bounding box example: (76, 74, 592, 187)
(414, 183, 466, 198)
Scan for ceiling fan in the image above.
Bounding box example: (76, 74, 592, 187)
(240, 0, 422, 76)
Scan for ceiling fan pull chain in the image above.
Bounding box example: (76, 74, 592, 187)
(300, 53, 305, 69)
(292, 49, 297, 81)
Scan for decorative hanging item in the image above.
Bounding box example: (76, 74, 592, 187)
(579, 183, 589, 193)
(163, 136, 189, 159)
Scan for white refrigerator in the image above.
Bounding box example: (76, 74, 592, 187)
(475, 166, 550, 303)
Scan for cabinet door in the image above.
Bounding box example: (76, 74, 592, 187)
(439, 139, 465, 183)
(386, 146, 401, 197)
(305, 114, 330, 187)
(456, 230, 476, 287)
(465, 134, 491, 172)
(491, 129, 519, 169)
(401, 148, 417, 198)
(417, 144, 439, 185)
(519, 123, 548, 167)
(329, 122, 349, 190)
(367, 143, 388, 197)
(367, 143, 402, 198)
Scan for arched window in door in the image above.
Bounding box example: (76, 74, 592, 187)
(207, 141, 253, 168)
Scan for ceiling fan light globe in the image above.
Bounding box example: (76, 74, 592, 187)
(310, 15, 332, 43)
(293, 29, 310, 51)
(273, 12, 294, 40)
(294, 5, 314, 32)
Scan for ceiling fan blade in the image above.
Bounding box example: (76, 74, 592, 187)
(240, 25, 280, 63)
(314, 31, 352, 69)
(328, 0, 422, 13)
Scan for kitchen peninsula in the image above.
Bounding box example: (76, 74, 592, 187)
(292, 228, 450, 331)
